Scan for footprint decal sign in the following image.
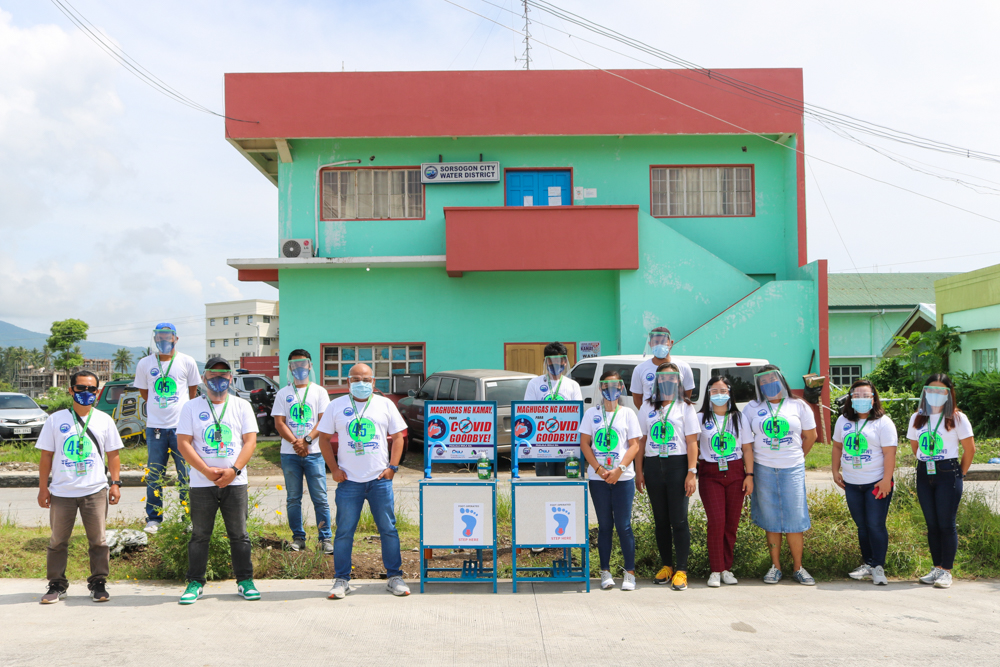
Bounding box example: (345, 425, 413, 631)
(545, 502, 576, 544)
(454, 503, 485, 545)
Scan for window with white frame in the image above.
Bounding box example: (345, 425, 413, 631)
(973, 349, 998, 373)
(234, 338, 240, 347)
(223, 339, 229, 347)
(247, 338, 254, 346)
(651, 166, 753, 217)
(210, 319, 215, 326)
(263, 337, 272, 345)
(321, 169, 424, 220)
(322, 343, 425, 393)
(830, 365, 862, 387)
(247, 315, 254, 324)
(223, 317, 229, 325)
(210, 340, 216, 348)
(234, 316, 240, 325)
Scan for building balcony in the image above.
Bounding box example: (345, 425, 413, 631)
(443, 205, 639, 277)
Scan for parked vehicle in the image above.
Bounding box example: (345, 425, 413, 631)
(94, 379, 135, 417)
(0, 392, 49, 441)
(396, 369, 534, 454)
(568, 355, 770, 416)
(230, 373, 279, 400)
(113, 388, 147, 448)
(248, 385, 277, 437)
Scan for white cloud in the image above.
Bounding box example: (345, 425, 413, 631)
(211, 275, 243, 301)
(0, 252, 88, 318)
(158, 258, 202, 297)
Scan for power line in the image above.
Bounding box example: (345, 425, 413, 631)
(829, 249, 1000, 273)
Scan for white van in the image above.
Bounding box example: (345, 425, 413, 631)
(568, 355, 770, 416)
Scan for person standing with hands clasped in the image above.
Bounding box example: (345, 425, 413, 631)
(635, 363, 700, 590)
(176, 358, 260, 605)
(832, 380, 897, 586)
(524, 342, 583, 478)
(578, 371, 642, 591)
(271, 349, 332, 554)
(318, 363, 410, 599)
(907, 374, 975, 590)
(697, 375, 754, 588)
(744, 365, 818, 586)
(133, 323, 201, 534)
(37, 371, 124, 604)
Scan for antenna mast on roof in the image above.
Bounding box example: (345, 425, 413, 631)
(519, 0, 531, 70)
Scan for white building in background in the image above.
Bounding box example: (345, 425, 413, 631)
(205, 300, 279, 369)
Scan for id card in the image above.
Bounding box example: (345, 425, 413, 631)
(157, 397, 169, 410)
(852, 456, 862, 470)
(75, 461, 87, 477)
(605, 454, 615, 467)
(927, 459, 936, 475)
(354, 441, 365, 456)
(769, 440, 780, 451)
(718, 458, 729, 471)
(294, 424, 307, 437)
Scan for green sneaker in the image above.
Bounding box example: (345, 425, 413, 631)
(237, 579, 260, 601)
(179, 582, 203, 605)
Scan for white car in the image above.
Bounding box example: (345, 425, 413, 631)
(0, 392, 50, 440)
(567, 354, 770, 416)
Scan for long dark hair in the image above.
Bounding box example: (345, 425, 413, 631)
(698, 374, 741, 438)
(651, 362, 693, 409)
(841, 379, 885, 421)
(912, 373, 960, 431)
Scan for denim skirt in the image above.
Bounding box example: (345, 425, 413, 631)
(750, 462, 811, 533)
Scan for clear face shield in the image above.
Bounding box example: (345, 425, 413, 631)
(599, 378, 627, 406)
(204, 369, 232, 399)
(152, 329, 176, 355)
(850, 385, 875, 415)
(646, 330, 672, 359)
(754, 370, 788, 403)
(543, 355, 569, 381)
(287, 358, 315, 386)
(919, 385, 954, 418)
(652, 371, 682, 404)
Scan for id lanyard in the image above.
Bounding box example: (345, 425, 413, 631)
(154, 354, 177, 409)
(600, 405, 620, 468)
(657, 401, 676, 457)
(765, 398, 785, 450)
(850, 417, 870, 470)
(711, 412, 731, 470)
(291, 383, 310, 437)
(71, 408, 96, 476)
(349, 395, 372, 456)
(207, 396, 230, 456)
(548, 376, 564, 400)
(926, 413, 946, 475)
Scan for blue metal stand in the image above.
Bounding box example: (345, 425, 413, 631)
(419, 479, 498, 593)
(510, 479, 590, 593)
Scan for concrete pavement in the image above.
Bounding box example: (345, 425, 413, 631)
(0, 577, 998, 665)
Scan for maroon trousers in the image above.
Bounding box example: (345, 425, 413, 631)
(698, 461, 747, 573)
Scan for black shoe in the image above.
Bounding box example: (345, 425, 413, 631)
(88, 580, 110, 602)
(41, 583, 67, 604)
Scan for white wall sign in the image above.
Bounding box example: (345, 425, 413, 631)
(573, 186, 585, 201)
(545, 502, 576, 544)
(421, 162, 500, 183)
(579, 341, 601, 359)
(454, 503, 485, 545)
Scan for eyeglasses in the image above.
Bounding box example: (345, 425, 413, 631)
(72, 384, 98, 392)
(708, 388, 729, 395)
(348, 376, 374, 383)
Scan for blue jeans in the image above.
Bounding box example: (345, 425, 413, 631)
(333, 479, 402, 580)
(280, 453, 332, 541)
(843, 479, 893, 568)
(588, 478, 636, 571)
(916, 459, 963, 569)
(145, 427, 189, 522)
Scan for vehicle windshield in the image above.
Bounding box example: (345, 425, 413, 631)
(484, 379, 531, 407)
(710, 366, 764, 403)
(104, 385, 132, 406)
(0, 395, 40, 410)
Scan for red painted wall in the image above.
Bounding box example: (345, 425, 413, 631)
(240, 356, 279, 377)
(444, 205, 638, 274)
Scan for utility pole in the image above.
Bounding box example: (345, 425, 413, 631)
(521, 0, 531, 70)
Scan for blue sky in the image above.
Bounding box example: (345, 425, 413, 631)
(1, 0, 999, 361)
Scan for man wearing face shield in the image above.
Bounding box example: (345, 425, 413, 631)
(523, 342, 583, 478)
(271, 349, 332, 553)
(630, 327, 695, 410)
(176, 357, 260, 604)
(316, 363, 410, 599)
(133, 323, 201, 534)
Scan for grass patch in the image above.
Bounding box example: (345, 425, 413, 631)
(248, 438, 283, 471)
(804, 441, 833, 470)
(0, 441, 149, 468)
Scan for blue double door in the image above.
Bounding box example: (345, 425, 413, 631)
(505, 170, 571, 207)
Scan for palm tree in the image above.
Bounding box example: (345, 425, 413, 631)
(113, 347, 134, 374)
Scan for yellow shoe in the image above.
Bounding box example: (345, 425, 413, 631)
(654, 566, 674, 585)
(671, 571, 688, 591)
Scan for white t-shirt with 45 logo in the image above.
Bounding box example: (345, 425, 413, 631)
(638, 400, 701, 458)
(178, 396, 258, 488)
(743, 399, 817, 469)
(271, 383, 331, 455)
(317, 395, 407, 483)
(578, 405, 641, 481)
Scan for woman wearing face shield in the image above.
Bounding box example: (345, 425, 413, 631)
(743, 365, 818, 585)
(524, 342, 583, 478)
(831, 380, 898, 586)
(635, 363, 700, 590)
(907, 374, 976, 589)
(578, 371, 642, 591)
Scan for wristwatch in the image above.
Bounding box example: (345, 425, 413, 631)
(110, 480, 122, 487)
(231, 465, 242, 475)
(303, 435, 313, 445)
(387, 464, 399, 473)
(618, 464, 627, 473)
(687, 467, 698, 474)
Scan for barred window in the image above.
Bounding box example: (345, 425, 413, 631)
(651, 166, 753, 217)
(321, 169, 423, 220)
(830, 365, 862, 388)
(322, 343, 425, 394)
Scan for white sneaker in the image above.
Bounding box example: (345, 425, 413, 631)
(722, 570, 738, 585)
(707, 572, 721, 588)
(919, 567, 944, 585)
(386, 576, 410, 596)
(327, 578, 351, 599)
(144, 521, 160, 535)
(600, 570, 615, 589)
(872, 566, 888, 586)
(621, 572, 636, 591)
(934, 571, 953, 589)
(848, 563, 872, 580)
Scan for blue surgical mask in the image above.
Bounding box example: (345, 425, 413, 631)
(761, 381, 783, 398)
(206, 376, 230, 394)
(291, 366, 311, 382)
(73, 391, 96, 407)
(155, 339, 175, 355)
(652, 344, 670, 358)
(925, 392, 948, 407)
(851, 398, 873, 414)
(710, 393, 730, 406)
(350, 381, 373, 400)
(601, 386, 622, 403)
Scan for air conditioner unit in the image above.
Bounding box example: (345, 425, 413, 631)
(280, 238, 315, 258)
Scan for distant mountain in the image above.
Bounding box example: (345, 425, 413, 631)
(0, 320, 149, 371)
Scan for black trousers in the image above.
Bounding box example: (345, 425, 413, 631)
(643, 455, 691, 571)
(187, 485, 253, 585)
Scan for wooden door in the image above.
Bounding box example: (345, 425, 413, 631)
(504, 342, 577, 375)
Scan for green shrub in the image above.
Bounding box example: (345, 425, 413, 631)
(39, 387, 73, 414)
(953, 371, 1000, 438)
